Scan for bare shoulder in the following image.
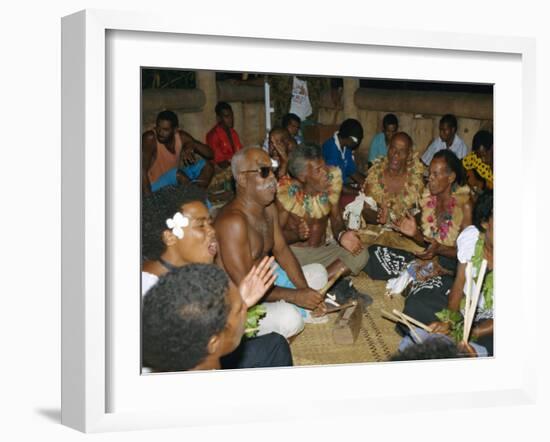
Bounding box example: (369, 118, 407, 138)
(142, 130, 155, 142)
(142, 130, 156, 156)
(215, 204, 249, 230)
(178, 129, 194, 142)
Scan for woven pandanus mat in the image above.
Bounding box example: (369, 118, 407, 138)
(290, 229, 421, 366)
(290, 272, 407, 366)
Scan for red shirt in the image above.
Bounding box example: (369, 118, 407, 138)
(206, 124, 242, 164)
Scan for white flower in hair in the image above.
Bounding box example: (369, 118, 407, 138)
(166, 212, 189, 239)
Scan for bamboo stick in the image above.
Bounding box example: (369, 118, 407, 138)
(381, 310, 423, 343)
(463, 259, 488, 342)
(318, 268, 346, 296)
(325, 300, 357, 314)
(392, 309, 432, 333)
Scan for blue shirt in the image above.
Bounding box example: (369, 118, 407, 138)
(368, 132, 388, 163)
(322, 133, 357, 183)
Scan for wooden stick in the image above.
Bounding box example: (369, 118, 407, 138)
(381, 310, 423, 343)
(326, 300, 357, 314)
(392, 309, 432, 333)
(318, 268, 346, 296)
(401, 315, 423, 344)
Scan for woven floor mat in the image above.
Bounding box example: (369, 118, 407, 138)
(290, 228, 421, 366)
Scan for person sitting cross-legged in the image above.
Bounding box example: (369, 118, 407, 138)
(215, 147, 330, 338)
(277, 143, 371, 305)
(206, 102, 243, 170)
(361, 132, 424, 227)
(321, 118, 366, 206)
(142, 110, 214, 195)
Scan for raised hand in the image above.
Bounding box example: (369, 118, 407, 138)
(339, 230, 364, 256)
(238, 256, 277, 307)
(270, 138, 288, 165)
(293, 288, 324, 310)
(392, 212, 418, 237)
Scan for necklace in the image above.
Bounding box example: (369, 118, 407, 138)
(277, 167, 342, 219)
(158, 257, 180, 272)
(423, 194, 457, 242)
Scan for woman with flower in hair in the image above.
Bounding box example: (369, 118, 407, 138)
(141, 184, 292, 370)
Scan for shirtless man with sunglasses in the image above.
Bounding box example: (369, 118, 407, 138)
(215, 147, 327, 339)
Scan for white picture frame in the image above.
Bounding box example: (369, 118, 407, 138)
(61, 9, 537, 433)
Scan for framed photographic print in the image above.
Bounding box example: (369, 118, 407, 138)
(62, 9, 536, 433)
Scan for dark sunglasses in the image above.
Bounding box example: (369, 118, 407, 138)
(240, 166, 274, 179)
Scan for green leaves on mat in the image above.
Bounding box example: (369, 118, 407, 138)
(244, 305, 267, 338)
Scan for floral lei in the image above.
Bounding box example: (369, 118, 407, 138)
(462, 152, 493, 188)
(420, 185, 470, 246)
(362, 153, 424, 220)
(277, 166, 342, 219)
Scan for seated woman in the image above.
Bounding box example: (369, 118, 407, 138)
(462, 130, 493, 201)
(361, 132, 424, 226)
(365, 149, 472, 280)
(398, 190, 494, 357)
(141, 184, 292, 369)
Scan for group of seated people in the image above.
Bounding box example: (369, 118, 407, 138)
(141, 104, 495, 372)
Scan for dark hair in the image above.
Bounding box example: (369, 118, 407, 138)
(141, 185, 208, 261)
(142, 264, 229, 372)
(269, 126, 287, 138)
(288, 143, 323, 178)
(382, 113, 398, 128)
(215, 102, 232, 116)
(282, 113, 301, 129)
(473, 190, 493, 232)
(440, 114, 458, 130)
(389, 338, 460, 361)
(472, 130, 493, 152)
(156, 110, 179, 128)
(432, 149, 466, 186)
(338, 118, 364, 140)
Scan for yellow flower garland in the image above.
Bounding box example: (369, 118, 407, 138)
(362, 153, 425, 220)
(277, 166, 343, 219)
(462, 152, 493, 188)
